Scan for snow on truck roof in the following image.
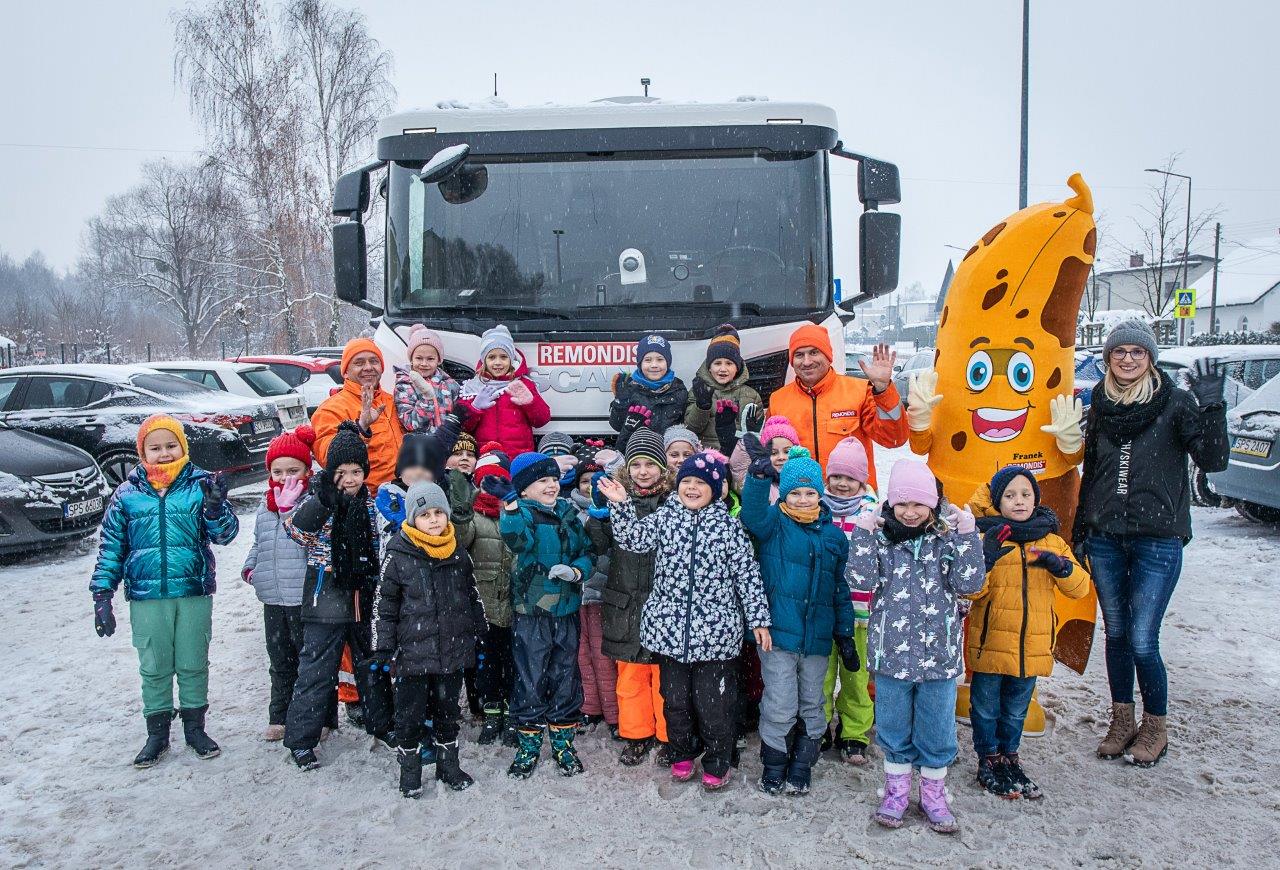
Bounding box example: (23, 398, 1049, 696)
(378, 97, 839, 140)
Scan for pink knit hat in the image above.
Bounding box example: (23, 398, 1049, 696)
(885, 459, 939, 508)
(406, 324, 444, 360)
(760, 415, 800, 448)
(826, 437, 869, 484)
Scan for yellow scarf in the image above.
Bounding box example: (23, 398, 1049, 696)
(400, 520, 457, 559)
(143, 456, 189, 492)
(780, 502, 822, 525)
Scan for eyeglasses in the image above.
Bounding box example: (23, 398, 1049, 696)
(1109, 347, 1149, 361)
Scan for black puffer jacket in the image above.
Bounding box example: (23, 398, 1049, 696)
(587, 480, 668, 663)
(371, 533, 486, 676)
(1076, 370, 1228, 542)
(609, 374, 689, 450)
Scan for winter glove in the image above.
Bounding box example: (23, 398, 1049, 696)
(480, 474, 517, 503)
(835, 636, 861, 673)
(553, 454, 579, 476)
(740, 402, 765, 435)
(314, 472, 341, 512)
(444, 401, 470, 430)
(622, 403, 653, 432)
(241, 567, 253, 584)
(691, 377, 714, 411)
(906, 370, 943, 432)
(199, 473, 229, 518)
(852, 503, 882, 533)
(470, 382, 504, 411)
(275, 476, 305, 512)
(944, 503, 976, 535)
(1039, 394, 1084, 456)
(505, 379, 534, 406)
(547, 564, 581, 584)
(714, 399, 740, 455)
(1189, 357, 1226, 410)
(741, 432, 778, 482)
(1029, 547, 1074, 578)
(92, 591, 115, 638)
(366, 651, 393, 674)
(982, 523, 1015, 572)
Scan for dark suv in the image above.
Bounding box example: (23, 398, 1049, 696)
(0, 365, 282, 487)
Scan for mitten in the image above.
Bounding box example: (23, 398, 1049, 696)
(480, 474, 516, 503)
(276, 477, 305, 512)
(982, 524, 1015, 572)
(741, 432, 777, 482)
(835, 636, 861, 672)
(93, 591, 115, 638)
(547, 564, 580, 583)
(1029, 548, 1073, 578)
(691, 378, 714, 410)
(199, 473, 229, 518)
(944, 503, 976, 535)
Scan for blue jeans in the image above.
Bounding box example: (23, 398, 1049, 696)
(969, 672, 1037, 757)
(873, 674, 958, 769)
(1086, 534, 1183, 717)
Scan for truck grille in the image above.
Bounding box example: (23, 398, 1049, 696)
(745, 351, 790, 405)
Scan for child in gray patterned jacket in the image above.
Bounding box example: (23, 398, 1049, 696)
(845, 459, 983, 836)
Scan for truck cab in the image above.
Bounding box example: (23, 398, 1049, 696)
(332, 96, 900, 436)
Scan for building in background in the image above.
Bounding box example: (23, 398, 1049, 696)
(1191, 238, 1280, 336)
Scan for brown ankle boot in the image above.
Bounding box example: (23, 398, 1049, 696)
(1097, 703, 1138, 759)
(1125, 714, 1167, 767)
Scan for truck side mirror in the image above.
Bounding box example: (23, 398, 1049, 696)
(420, 144, 471, 184)
(333, 167, 371, 218)
(333, 221, 368, 306)
(858, 158, 901, 207)
(860, 211, 901, 299)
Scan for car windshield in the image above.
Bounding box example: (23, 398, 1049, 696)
(240, 367, 292, 397)
(386, 152, 830, 327)
(129, 373, 216, 397)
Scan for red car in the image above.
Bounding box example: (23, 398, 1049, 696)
(229, 355, 343, 415)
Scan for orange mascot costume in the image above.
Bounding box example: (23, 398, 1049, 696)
(906, 174, 1098, 734)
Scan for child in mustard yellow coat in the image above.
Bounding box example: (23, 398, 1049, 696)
(968, 465, 1089, 800)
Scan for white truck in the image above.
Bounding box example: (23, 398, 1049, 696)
(331, 96, 901, 436)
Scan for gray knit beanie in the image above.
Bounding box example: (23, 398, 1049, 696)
(404, 480, 451, 524)
(1103, 318, 1158, 362)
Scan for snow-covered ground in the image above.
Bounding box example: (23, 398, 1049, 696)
(3, 446, 1279, 868)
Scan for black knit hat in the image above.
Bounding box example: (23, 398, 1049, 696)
(706, 322, 743, 369)
(397, 431, 449, 480)
(326, 421, 369, 476)
(989, 464, 1041, 506)
(624, 426, 666, 468)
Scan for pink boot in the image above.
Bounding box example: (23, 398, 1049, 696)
(701, 771, 730, 791)
(918, 769, 958, 834)
(874, 764, 912, 829)
(671, 760, 695, 782)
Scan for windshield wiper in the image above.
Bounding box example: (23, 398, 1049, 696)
(415, 303, 573, 320)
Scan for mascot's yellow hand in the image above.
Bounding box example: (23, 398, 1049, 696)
(907, 369, 943, 432)
(1039, 394, 1084, 456)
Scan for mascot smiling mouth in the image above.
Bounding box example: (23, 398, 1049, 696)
(971, 405, 1031, 443)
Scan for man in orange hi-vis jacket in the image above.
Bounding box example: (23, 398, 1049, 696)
(767, 325, 907, 489)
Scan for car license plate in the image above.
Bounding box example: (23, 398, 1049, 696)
(1232, 437, 1272, 458)
(64, 496, 103, 519)
(253, 419, 275, 434)
(287, 406, 305, 424)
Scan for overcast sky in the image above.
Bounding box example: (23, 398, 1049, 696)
(4, 0, 1279, 298)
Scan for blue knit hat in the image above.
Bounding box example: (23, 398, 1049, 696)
(510, 451, 561, 497)
(676, 451, 726, 492)
(989, 464, 1041, 506)
(778, 446, 825, 500)
(636, 333, 672, 368)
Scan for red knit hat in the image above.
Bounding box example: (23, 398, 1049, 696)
(266, 424, 316, 471)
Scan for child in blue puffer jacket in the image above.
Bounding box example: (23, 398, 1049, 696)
(90, 414, 238, 769)
(739, 438, 857, 796)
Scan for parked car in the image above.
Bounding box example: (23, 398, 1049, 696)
(845, 347, 934, 405)
(297, 346, 345, 361)
(0, 365, 282, 487)
(1158, 344, 1280, 410)
(0, 422, 110, 556)
(229, 355, 343, 415)
(151, 360, 307, 429)
(1209, 370, 1280, 524)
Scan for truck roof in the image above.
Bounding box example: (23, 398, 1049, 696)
(378, 97, 839, 140)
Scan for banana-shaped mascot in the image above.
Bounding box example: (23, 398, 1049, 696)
(908, 174, 1098, 732)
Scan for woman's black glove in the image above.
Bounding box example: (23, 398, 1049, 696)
(1189, 357, 1226, 410)
(835, 636, 860, 672)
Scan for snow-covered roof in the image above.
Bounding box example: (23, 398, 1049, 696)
(1193, 237, 1280, 307)
(1095, 253, 1215, 278)
(379, 98, 838, 140)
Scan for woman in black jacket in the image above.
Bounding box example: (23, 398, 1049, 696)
(1074, 319, 1228, 768)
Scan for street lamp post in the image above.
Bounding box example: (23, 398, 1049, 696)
(1145, 167, 1192, 344)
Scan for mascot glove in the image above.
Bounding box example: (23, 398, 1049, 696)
(1040, 394, 1084, 456)
(906, 370, 943, 432)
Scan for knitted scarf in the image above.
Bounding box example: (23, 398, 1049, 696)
(1088, 367, 1173, 444)
(882, 514, 932, 544)
(473, 490, 502, 519)
(331, 490, 378, 591)
(143, 456, 188, 493)
(400, 520, 457, 559)
(976, 505, 1060, 544)
(780, 502, 822, 525)
(822, 489, 876, 518)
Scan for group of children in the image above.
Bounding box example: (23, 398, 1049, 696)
(90, 320, 1091, 834)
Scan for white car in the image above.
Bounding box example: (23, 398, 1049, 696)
(151, 361, 309, 429)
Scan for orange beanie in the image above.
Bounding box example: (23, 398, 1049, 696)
(136, 414, 189, 460)
(788, 323, 833, 363)
(341, 338, 385, 378)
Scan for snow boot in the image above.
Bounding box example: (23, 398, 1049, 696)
(919, 769, 959, 834)
(345, 702, 364, 729)
(655, 740, 677, 767)
(619, 736, 655, 766)
(179, 706, 220, 759)
(1097, 702, 1138, 759)
(508, 727, 544, 779)
(670, 759, 696, 782)
(434, 740, 474, 791)
(608, 723, 622, 741)
(291, 748, 320, 771)
(784, 735, 822, 795)
(977, 754, 1019, 799)
(502, 721, 520, 748)
(134, 711, 174, 769)
(839, 738, 869, 766)
(477, 707, 504, 746)
(579, 713, 604, 734)
(702, 770, 730, 791)
(548, 723, 585, 776)
(874, 765, 912, 829)
(1000, 753, 1042, 799)
(758, 742, 788, 795)
(1124, 714, 1168, 768)
(397, 745, 423, 798)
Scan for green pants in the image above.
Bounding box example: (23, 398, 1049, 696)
(823, 623, 873, 742)
(129, 596, 213, 717)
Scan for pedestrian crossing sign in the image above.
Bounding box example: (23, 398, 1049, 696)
(1174, 288, 1196, 319)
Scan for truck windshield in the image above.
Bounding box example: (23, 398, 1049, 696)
(386, 152, 829, 326)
